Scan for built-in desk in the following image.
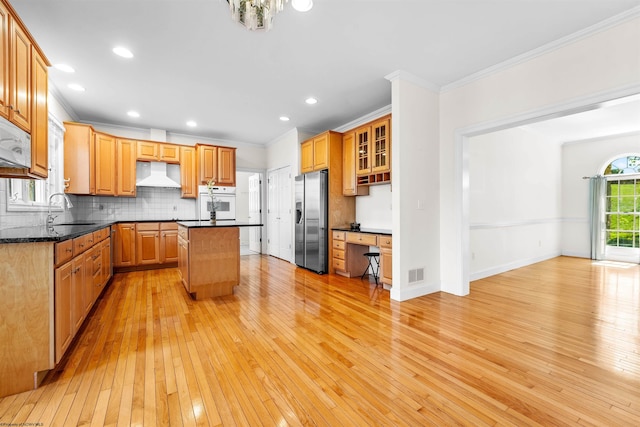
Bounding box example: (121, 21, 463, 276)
(331, 228, 392, 286)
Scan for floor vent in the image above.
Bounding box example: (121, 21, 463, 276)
(408, 268, 424, 284)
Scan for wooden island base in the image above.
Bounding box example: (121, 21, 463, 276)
(178, 225, 240, 299)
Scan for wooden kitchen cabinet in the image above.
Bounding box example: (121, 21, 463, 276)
(355, 115, 391, 185)
(197, 143, 217, 184)
(137, 141, 159, 161)
(196, 144, 236, 186)
(0, 0, 51, 180)
(160, 222, 178, 263)
(29, 48, 48, 178)
(8, 17, 30, 132)
(83, 245, 99, 317)
(54, 227, 112, 364)
(136, 223, 161, 265)
(379, 235, 392, 285)
(177, 226, 189, 289)
(300, 140, 313, 173)
(342, 131, 368, 196)
(217, 146, 236, 186)
(94, 132, 116, 195)
(137, 141, 180, 163)
(113, 223, 136, 267)
(160, 143, 180, 163)
(180, 145, 197, 198)
(54, 261, 73, 364)
(99, 238, 111, 293)
(116, 138, 137, 197)
(64, 122, 95, 195)
(300, 131, 341, 174)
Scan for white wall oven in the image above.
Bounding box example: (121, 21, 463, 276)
(198, 185, 236, 221)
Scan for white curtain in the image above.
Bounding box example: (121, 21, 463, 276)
(589, 176, 607, 260)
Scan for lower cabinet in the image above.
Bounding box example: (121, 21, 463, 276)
(161, 223, 179, 263)
(113, 223, 136, 267)
(177, 227, 189, 290)
(379, 236, 392, 285)
(114, 222, 178, 269)
(54, 228, 112, 364)
(136, 223, 161, 265)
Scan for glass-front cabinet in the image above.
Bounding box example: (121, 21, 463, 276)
(356, 115, 391, 181)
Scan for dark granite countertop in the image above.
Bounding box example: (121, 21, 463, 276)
(0, 218, 200, 244)
(332, 227, 392, 236)
(177, 220, 264, 229)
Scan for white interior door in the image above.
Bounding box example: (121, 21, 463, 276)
(248, 173, 262, 253)
(267, 166, 292, 261)
(278, 168, 292, 262)
(267, 170, 280, 257)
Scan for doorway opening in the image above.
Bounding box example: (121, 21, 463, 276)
(236, 170, 264, 255)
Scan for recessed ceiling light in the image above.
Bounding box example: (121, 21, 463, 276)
(112, 46, 134, 58)
(186, 120, 197, 127)
(305, 97, 318, 105)
(54, 63, 75, 73)
(279, 116, 290, 121)
(127, 111, 140, 118)
(67, 83, 85, 92)
(292, 0, 313, 12)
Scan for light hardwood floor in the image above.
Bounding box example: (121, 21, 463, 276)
(0, 255, 638, 426)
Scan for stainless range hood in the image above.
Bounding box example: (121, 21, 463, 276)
(136, 161, 181, 188)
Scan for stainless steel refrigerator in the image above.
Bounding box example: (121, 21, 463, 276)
(295, 170, 328, 274)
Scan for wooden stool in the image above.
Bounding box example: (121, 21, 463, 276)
(361, 252, 380, 285)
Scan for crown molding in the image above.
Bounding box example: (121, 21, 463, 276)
(333, 105, 392, 133)
(385, 70, 440, 92)
(49, 83, 79, 121)
(441, 6, 640, 94)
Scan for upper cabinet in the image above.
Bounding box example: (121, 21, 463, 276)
(354, 115, 391, 186)
(197, 143, 236, 186)
(64, 122, 95, 195)
(342, 131, 368, 196)
(137, 141, 180, 163)
(179, 146, 197, 198)
(300, 131, 341, 174)
(71, 129, 137, 197)
(0, 0, 51, 179)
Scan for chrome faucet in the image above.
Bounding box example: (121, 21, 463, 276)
(47, 192, 74, 225)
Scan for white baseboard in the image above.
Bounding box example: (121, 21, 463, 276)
(469, 251, 561, 282)
(390, 280, 440, 302)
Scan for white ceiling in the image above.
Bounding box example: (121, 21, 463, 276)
(11, 0, 640, 145)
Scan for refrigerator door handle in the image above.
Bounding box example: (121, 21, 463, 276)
(296, 208, 303, 224)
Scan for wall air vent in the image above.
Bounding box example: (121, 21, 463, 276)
(408, 268, 425, 284)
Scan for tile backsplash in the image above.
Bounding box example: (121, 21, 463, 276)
(0, 179, 197, 230)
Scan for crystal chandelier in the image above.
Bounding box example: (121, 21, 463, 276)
(227, 0, 287, 31)
(227, 0, 313, 31)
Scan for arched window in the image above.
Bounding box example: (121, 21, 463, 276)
(604, 155, 640, 250)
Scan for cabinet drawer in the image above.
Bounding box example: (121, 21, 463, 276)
(93, 227, 109, 243)
(333, 249, 345, 260)
(178, 226, 189, 241)
(332, 231, 346, 241)
(160, 222, 178, 231)
(136, 222, 159, 231)
(55, 240, 74, 266)
(379, 235, 392, 248)
(333, 239, 345, 250)
(333, 258, 346, 271)
(346, 232, 378, 246)
(73, 234, 93, 256)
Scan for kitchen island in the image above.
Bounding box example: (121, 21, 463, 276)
(177, 221, 263, 299)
